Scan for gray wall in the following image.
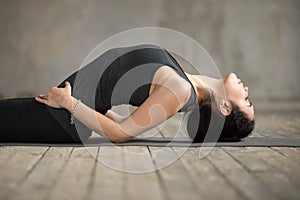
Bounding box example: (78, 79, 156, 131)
(0, 0, 299, 100)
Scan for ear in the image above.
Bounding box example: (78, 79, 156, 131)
(219, 99, 232, 116)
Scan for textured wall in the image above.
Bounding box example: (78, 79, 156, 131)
(0, 0, 299, 100)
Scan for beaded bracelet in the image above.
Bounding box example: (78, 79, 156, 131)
(70, 98, 81, 125)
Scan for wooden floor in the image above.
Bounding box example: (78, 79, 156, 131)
(0, 100, 300, 200)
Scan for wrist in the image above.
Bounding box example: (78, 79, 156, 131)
(64, 96, 74, 113)
(69, 98, 82, 125)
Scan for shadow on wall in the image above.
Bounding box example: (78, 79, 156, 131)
(0, 92, 36, 100)
(17, 91, 36, 99)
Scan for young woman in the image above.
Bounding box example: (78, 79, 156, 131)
(0, 44, 254, 143)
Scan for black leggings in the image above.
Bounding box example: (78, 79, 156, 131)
(0, 70, 89, 143)
(0, 98, 82, 143)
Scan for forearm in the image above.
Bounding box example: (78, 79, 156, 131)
(68, 97, 132, 142)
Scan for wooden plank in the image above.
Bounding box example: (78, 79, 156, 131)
(206, 147, 278, 200)
(255, 108, 300, 138)
(123, 146, 155, 172)
(149, 146, 202, 200)
(254, 171, 300, 200)
(247, 147, 300, 186)
(11, 147, 73, 200)
(222, 147, 272, 172)
(47, 147, 98, 200)
(271, 147, 300, 161)
(255, 131, 288, 138)
(223, 147, 300, 199)
(173, 147, 244, 200)
(0, 146, 19, 167)
(254, 113, 290, 138)
(250, 101, 300, 138)
(123, 146, 165, 200)
(271, 112, 300, 136)
(0, 146, 48, 200)
(295, 147, 300, 152)
(89, 146, 126, 200)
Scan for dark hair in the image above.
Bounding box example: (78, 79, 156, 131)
(187, 102, 255, 142)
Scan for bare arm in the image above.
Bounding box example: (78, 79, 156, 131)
(35, 78, 191, 143)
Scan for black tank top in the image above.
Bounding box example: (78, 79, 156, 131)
(50, 44, 197, 140)
(94, 44, 197, 114)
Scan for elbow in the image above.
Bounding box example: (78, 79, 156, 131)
(100, 119, 133, 143)
(110, 138, 127, 144)
(107, 132, 132, 143)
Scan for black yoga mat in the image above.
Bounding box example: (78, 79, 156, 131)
(1, 137, 300, 147)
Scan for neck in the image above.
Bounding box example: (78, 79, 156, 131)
(185, 73, 224, 104)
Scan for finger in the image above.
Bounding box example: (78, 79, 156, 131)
(65, 81, 72, 94)
(65, 81, 71, 89)
(37, 94, 48, 99)
(37, 93, 48, 99)
(35, 96, 48, 105)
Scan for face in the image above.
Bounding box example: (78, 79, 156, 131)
(222, 73, 254, 120)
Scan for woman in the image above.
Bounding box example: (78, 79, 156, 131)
(0, 44, 254, 143)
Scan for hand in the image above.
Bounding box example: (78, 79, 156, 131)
(35, 81, 73, 110)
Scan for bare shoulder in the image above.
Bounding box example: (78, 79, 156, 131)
(154, 65, 181, 79)
(151, 65, 192, 104)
